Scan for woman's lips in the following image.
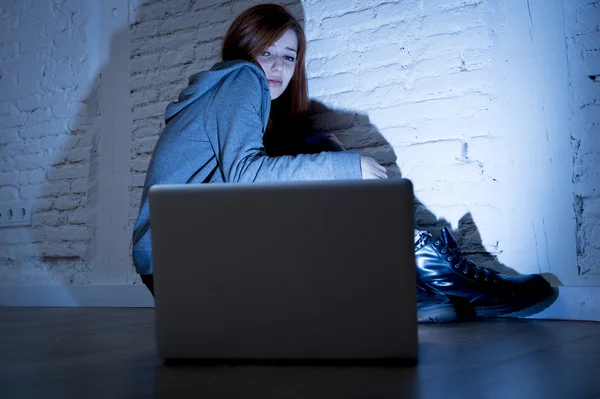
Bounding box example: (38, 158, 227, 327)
(268, 79, 282, 87)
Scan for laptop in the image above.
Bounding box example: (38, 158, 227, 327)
(148, 178, 417, 364)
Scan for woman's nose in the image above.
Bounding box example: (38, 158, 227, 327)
(271, 56, 283, 71)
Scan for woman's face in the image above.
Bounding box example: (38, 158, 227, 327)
(256, 29, 298, 100)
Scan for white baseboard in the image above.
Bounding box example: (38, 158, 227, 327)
(522, 286, 600, 322)
(0, 285, 598, 321)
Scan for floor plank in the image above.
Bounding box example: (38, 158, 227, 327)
(0, 307, 599, 399)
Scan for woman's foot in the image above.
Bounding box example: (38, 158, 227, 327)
(415, 227, 556, 318)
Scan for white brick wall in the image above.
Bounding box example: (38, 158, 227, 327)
(0, 0, 99, 285)
(0, 0, 598, 292)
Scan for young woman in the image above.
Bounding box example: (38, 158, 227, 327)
(132, 4, 554, 322)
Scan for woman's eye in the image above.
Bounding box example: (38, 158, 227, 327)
(284, 56, 296, 62)
(261, 51, 270, 56)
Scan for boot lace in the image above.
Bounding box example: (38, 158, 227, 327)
(434, 237, 500, 283)
(415, 231, 433, 251)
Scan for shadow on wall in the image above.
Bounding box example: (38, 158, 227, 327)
(309, 99, 561, 288)
(30, 13, 135, 299)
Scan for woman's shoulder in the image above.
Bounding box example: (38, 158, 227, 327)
(167, 61, 268, 120)
(210, 61, 267, 88)
(209, 60, 270, 100)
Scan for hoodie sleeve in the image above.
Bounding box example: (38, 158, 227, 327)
(203, 68, 362, 183)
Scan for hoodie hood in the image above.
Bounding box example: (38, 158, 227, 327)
(164, 60, 268, 123)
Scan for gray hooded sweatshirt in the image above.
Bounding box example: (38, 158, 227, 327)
(132, 60, 362, 275)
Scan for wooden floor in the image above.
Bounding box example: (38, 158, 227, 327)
(1, 308, 599, 399)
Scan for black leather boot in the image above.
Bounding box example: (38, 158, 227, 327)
(415, 227, 555, 317)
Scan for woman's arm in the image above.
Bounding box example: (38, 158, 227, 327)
(204, 67, 362, 183)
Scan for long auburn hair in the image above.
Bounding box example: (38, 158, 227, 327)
(221, 4, 311, 154)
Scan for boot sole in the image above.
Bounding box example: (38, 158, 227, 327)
(417, 304, 458, 323)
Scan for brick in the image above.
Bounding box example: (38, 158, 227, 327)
(130, 157, 151, 173)
(34, 198, 54, 213)
(414, 114, 492, 143)
(132, 137, 158, 154)
(132, 30, 197, 55)
(67, 209, 88, 225)
(157, 47, 195, 69)
(131, 67, 186, 93)
(355, 43, 411, 69)
(132, 122, 162, 140)
(70, 178, 87, 194)
(33, 211, 68, 227)
(14, 153, 52, 171)
(131, 20, 161, 41)
(303, 0, 354, 20)
(47, 164, 88, 181)
(0, 127, 19, 144)
(307, 36, 344, 57)
(374, 2, 418, 25)
(131, 172, 147, 187)
(15, 95, 45, 113)
(37, 241, 87, 258)
(20, 170, 47, 185)
(159, 7, 231, 36)
(53, 196, 82, 211)
(368, 93, 493, 128)
(48, 101, 81, 120)
(425, 0, 483, 12)
(321, 9, 374, 33)
(193, 40, 220, 61)
(193, 0, 230, 12)
(63, 147, 91, 164)
(0, 157, 17, 174)
(36, 181, 72, 198)
(195, 22, 228, 44)
(0, 171, 19, 186)
(408, 69, 493, 101)
(308, 72, 355, 95)
(0, 111, 26, 129)
(420, 26, 492, 57)
(136, 0, 193, 21)
(130, 53, 161, 75)
(38, 132, 77, 152)
(421, 3, 485, 36)
(132, 101, 167, 122)
(44, 225, 89, 242)
(19, 119, 69, 139)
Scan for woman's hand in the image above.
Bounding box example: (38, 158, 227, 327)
(360, 156, 388, 179)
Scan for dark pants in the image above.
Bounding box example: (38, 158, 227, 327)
(140, 274, 154, 297)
